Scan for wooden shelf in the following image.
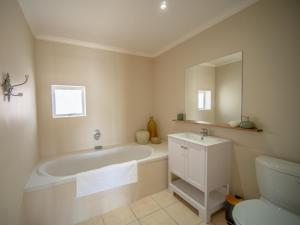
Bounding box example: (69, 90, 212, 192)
(173, 120, 263, 133)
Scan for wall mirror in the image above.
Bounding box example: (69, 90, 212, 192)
(185, 51, 242, 125)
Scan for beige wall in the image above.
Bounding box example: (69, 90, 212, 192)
(35, 40, 154, 157)
(154, 0, 300, 198)
(0, 0, 39, 225)
(215, 61, 242, 123)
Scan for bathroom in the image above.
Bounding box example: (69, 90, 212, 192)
(0, 0, 299, 225)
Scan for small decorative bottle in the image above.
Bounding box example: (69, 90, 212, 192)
(147, 116, 158, 139)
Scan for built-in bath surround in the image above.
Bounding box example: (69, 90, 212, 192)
(24, 143, 168, 225)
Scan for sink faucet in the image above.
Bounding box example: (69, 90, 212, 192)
(200, 128, 208, 140)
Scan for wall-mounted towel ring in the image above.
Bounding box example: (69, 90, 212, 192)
(1, 73, 29, 102)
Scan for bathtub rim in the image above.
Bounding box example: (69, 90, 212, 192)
(24, 142, 168, 192)
(38, 145, 153, 177)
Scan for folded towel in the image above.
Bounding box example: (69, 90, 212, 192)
(228, 120, 241, 127)
(76, 160, 138, 198)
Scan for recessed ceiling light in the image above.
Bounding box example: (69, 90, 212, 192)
(160, 1, 167, 10)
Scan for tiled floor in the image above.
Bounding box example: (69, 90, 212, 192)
(77, 190, 227, 225)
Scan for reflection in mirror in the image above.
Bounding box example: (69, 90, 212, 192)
(185, 52, 242, 124)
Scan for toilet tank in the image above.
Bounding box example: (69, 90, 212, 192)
(256, 156, 300, 215)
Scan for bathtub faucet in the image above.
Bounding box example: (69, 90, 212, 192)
(93, 129, 102, 150)
(94, 129, 101, 140)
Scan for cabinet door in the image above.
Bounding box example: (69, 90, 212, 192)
(186, 142, 206, 191)
(168, 138, 186, 179)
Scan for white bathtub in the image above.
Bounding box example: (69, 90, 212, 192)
(24, 144, 168, 225)
(25, 144, 165, 191)
(38, 145, 153, 177)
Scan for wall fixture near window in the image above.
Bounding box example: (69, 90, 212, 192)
(1, 73, 29, 102)
(51, 85, 86, 118)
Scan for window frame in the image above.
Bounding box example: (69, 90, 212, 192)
(51, 85, 86, 118)
(197, 90, 212, 111)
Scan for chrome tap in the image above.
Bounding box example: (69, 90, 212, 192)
(94, 129, 101, 140)
(93, 129, 103, 150)
(200, 128, 208, 140)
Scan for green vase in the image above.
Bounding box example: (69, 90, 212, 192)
(239, 116, 255, 129)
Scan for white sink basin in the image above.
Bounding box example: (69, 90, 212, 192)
(168, 132, 230, 146)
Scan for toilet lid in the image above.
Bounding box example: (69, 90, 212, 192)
(233, 199, 300, 225)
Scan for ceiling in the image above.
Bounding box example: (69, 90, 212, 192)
(18, 0, 258, 57)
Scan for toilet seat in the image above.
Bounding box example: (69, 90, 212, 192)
(233, 199, 300, 225)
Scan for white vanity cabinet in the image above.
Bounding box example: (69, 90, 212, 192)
(169, 138, 206, 190)
(168, 138, 186, 178)
(168, 133, 232, 223)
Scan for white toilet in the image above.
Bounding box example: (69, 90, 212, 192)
(233, 156, 300, 225)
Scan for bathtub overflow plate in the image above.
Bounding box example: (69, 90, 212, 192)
(94, 129, 101, 140)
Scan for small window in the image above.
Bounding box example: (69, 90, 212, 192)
(198, 90, 211, 110)
(51, 85, 86, 118)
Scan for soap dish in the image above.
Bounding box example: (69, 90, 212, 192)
(151, 137, 162, 144)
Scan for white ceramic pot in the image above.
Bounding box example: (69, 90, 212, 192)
(228, 120, 241, 127)
(135, 130, 150, 144)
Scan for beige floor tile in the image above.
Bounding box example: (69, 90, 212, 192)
(139, 210, 177, 225)
(151, 190, 178, 208)
(130, 196, 160, 218)
(211, 210, 227, 225)
(165, 202, 202, 225)
(76, 216, 104, 225)
(102, 206, 136, 225)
